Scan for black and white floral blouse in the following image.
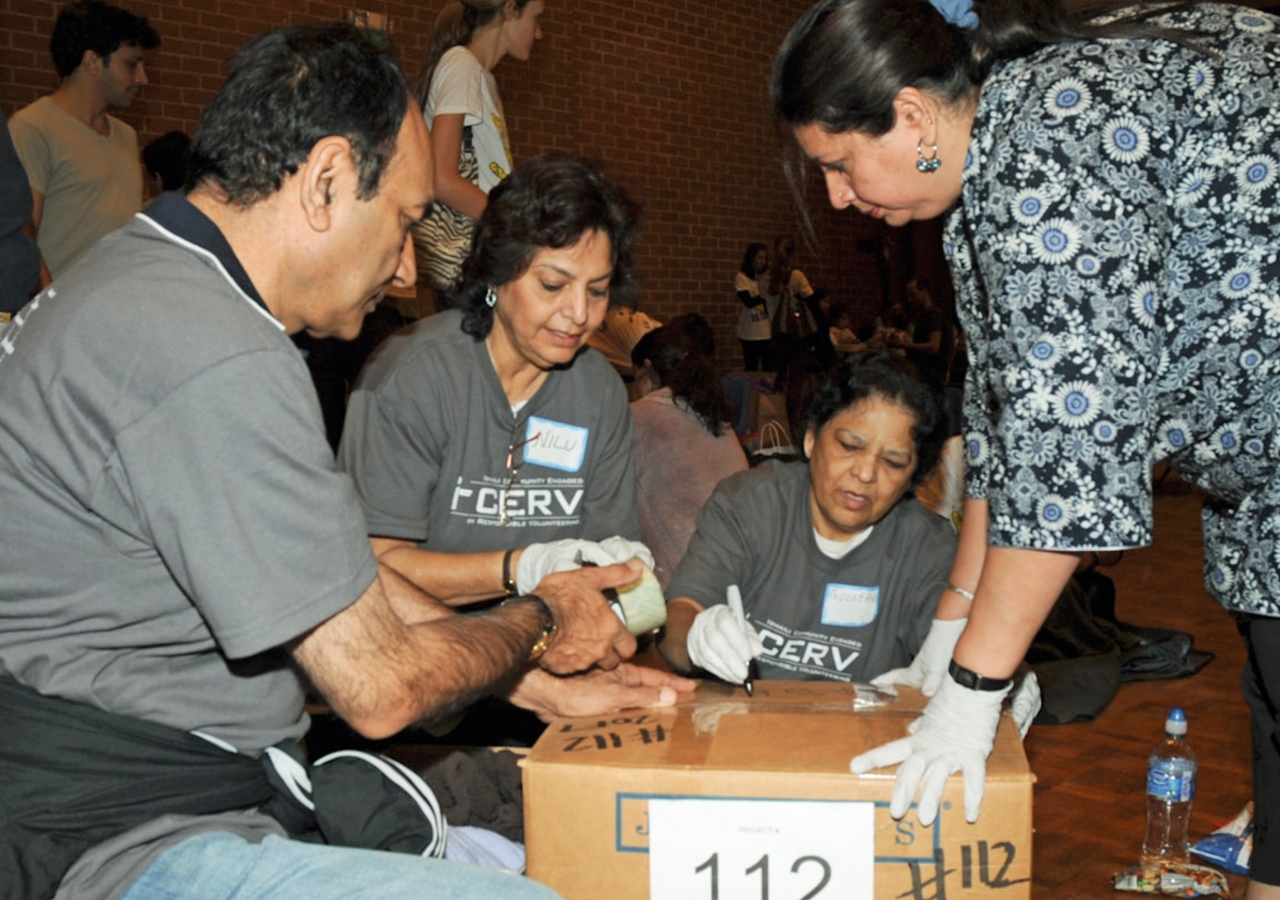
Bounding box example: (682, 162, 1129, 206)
(946, 4, 1280, 614)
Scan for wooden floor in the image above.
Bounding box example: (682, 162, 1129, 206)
(1028, 481, 1252, 898)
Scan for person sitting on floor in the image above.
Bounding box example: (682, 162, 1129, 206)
(659, 351, 1038, 734)
(629, 315, 748, 590)
(659, 351, 955, 685)
(337, 154, 695, 737)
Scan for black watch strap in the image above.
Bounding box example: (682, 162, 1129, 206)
(501, 548, 518, 596)
(949, 660, 1013, 692)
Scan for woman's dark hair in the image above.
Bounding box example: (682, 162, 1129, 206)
(768, 234, 797, 297)
(666, 312, 716, 358)
(413, 0, 535, 106)
(457, 154, 641, 338)
(772, 0, 1200, 135)
(188, 23, 408, 206)
(632, 317, 734, 437)
(770, 0, 1202, 208)
(803, 350, 944, 487)
(142, 130, 192, 192)
(739, 242, 767, 278)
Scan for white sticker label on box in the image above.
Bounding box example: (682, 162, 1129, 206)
(648, 797, 874, 900)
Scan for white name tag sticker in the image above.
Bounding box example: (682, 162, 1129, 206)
(648, 797, 874, 900)
(522, 416, 589, 472)
(821, 583, 879, 627)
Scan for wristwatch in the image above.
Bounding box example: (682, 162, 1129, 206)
(503, 593, 557, 662)
(501, 548, 518, 596)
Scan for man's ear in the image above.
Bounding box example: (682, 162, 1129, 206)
(80, 49, 103, 76)
(803, 427, 815, 459)
(298, 135, 355, 232)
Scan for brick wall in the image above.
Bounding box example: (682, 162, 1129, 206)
(0, 0, 891, 366)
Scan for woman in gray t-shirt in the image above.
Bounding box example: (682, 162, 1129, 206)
(661, 352, 955, 686)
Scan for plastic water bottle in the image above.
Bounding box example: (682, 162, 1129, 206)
(1140, 707, 1197, 864)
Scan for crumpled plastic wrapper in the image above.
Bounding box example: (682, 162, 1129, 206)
(1114, 862, 1230, 898)
(1191, 803, 1252, 876)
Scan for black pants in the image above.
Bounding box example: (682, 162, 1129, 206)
(740, 339, 771, 372)
(1237, 612, 1280, 884)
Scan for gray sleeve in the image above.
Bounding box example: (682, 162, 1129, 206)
(578, 369, 642, 541)
(115, 351, 378, 659)
(893, 509, 955, 656)
(666, 472, 761, 609)
(337, 368, 445, 543)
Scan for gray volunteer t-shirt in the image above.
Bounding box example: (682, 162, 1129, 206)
(669, 461, 956, 682)
(0, 199, 378, 754)
(339, 309, 641, 550)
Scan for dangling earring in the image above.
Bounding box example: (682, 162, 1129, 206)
(916, 142, 942, 173)
(485, 286, 498, 308)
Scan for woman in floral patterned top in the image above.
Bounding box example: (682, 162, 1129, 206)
(772, 0, 1280, 888)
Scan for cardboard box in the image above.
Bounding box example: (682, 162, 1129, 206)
(524, 681, 1033, 900)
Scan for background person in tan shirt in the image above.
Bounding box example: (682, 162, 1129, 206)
(9, 0, 159, 284)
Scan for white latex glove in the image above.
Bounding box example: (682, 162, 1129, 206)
(870, 617, 967, 696)
(849, 672, 1007, 825)
(686, 604, 764, 685)
(515, 539, 606, 594)
(595, 536, 656, 570)
(1009, 666, 1041, 739)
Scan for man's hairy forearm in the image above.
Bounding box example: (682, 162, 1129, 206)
(294, 566, 542, 739)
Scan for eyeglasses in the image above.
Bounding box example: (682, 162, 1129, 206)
(499, 419, 541, 525)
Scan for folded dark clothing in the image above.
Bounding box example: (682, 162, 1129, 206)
(0, 678, 445, 900)
(0, 677, 286, 900)
(1031, 650, 1121, 725)
(1116, 625, 1215, 681)
(1026, 570, 1126, 668)
(417, 748, 525, 843)
(1027, 570, 1213, 724)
